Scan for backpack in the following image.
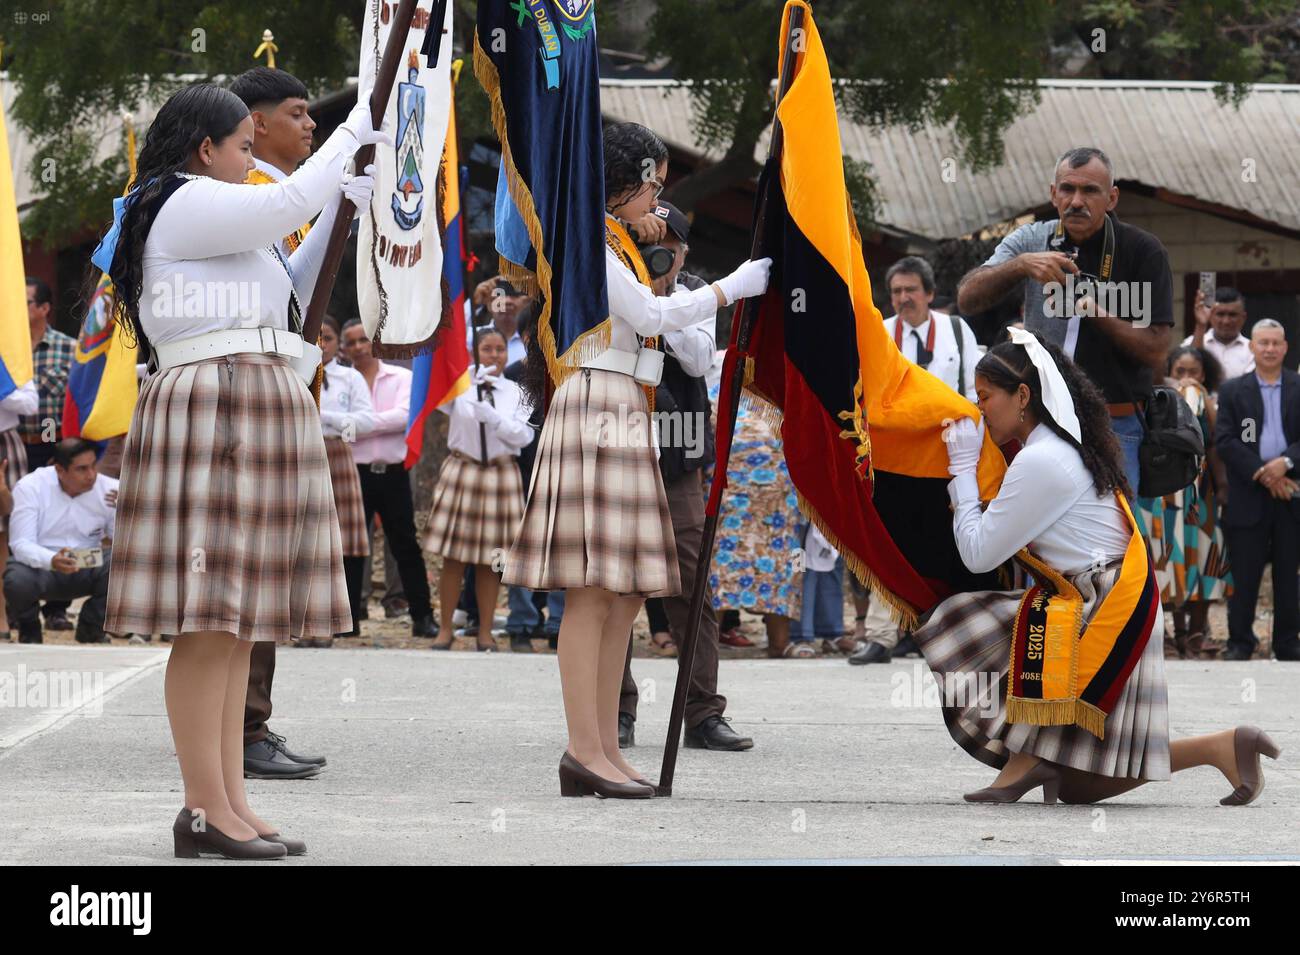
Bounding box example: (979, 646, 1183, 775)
(1137, 385, 1205, 497)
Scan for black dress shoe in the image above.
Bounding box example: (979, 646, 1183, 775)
(44, 612, 74, 632)
(1222, 644, 1254, 661)
(261, 831, 307, 856)
(244, 739, 323, 779)
(173, 809, 286, 860)
(75, 627, 109, 644)
(684, 715, 754, 751)
(17, 625, 43, 644)
(265, 730, 326, 767)
(893, 634, 920, 657)
(1274, 645, 1300, 661)
(509, 633, 533, 653)
(848, 641, 891, 665)
(618, 712, 635, 748)
(410, 614, 439, 638)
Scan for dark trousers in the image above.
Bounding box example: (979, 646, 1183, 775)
(3, 558, 109, 641)
(244, 641, 275, 746)
(342, 555, 365, 635)
(356, 463, 432, 620)
(620, 469, 725, 728)
(1226, 501, 1300, 655)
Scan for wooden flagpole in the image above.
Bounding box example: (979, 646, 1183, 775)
(654, 2, 806, 797)
(301, 0, 421, 346)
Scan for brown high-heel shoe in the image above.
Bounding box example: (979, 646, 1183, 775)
(558, 753, 654, 799)
(963, 762, 1062, 804)
(172, 809, 288, 860)
(1220, 726, 1282, 806)
(261, 832, 307, 855)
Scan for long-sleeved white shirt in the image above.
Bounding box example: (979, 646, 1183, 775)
(9, 466, 119, 569)
(440, 376, 533, 459)
(319, 359, 376, 440)
(661, 277, 717, 376)
(137, 123, 358, 348)
(884, 310, 979, 401)
(604, 244, 719, 352)
(948, 423, 1131, 576)
(0, 381, 40, 432)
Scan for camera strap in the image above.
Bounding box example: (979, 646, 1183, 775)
(1051, 212, 1114, 281)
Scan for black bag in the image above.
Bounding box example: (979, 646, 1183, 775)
(1137, 385, 1205, 497)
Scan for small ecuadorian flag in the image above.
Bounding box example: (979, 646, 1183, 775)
(0, 88, 32, 402)
(406, 63, 473, 468)
(711, 0, 1008, 625)
(63, 273, 140, 441)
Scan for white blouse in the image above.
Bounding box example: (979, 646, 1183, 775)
(440, 376, 534, 460)
(604, 244, 719, 354)
(319, 359, 376, 439)
(0, 381, 39, 432)
(137, 124, 359, 348)
(949, 424, 1132, 576)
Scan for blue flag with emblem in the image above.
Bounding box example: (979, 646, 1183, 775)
(474, 0, 607, 390)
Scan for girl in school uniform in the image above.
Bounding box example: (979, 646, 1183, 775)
(318, 315, 376, 644)
(100, 83, 387, 858)
(424, 328, 534, 651)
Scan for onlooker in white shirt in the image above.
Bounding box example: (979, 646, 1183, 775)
(883, 256, 979, 401)
(4, 438, 118, 643)
(1183, 286, 1255, 383)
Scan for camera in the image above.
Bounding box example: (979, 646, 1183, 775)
(627, 225, 676, 280)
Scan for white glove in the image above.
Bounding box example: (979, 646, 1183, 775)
(715, 257, 773, 306)
(945, 417, 984, 476)
(340, 100, 394, 149)
(340, 163, 376, 217)
(472, 365, 502, 388)
(469, 399, 501, 427)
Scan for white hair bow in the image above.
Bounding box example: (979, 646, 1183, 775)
(1008, 327, 1082, 443)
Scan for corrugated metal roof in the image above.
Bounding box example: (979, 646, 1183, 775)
(601, 78, 1300, 239)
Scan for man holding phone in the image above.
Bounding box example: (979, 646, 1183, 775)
(3, 438, 117, 644)
(1184, 284, 1255, 380)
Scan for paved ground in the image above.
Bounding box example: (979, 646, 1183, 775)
(1, 642, 1297, 865)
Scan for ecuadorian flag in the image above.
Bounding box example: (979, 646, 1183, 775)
(711, 0, 1008, 625)
(63, 273, 139, 440)
(0, 89, 32, 400)
(406, 63, 472, 468)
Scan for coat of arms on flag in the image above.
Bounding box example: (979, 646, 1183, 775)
(356, 0, 453, 354)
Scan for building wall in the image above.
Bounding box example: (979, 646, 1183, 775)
(1116, 192, 1300, 335)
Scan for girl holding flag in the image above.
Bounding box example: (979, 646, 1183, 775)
(917, 328, 1281, 806)
(98, 83, 388, 858)
(504, 123, 772, 798)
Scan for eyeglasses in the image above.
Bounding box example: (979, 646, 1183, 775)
(644, 177, 665, 200)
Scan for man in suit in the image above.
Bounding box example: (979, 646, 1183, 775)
(1213, 318, 1300, 661)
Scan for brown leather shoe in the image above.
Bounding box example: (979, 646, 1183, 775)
(261, 832, 307, 855)
(558, 752, 654, 799)
(1220, 726, 1282, 806)
(172, 809, 287, 860)
(963, 762, 1062, 804)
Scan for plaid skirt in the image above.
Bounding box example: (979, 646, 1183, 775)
(503, 368, 680, 597)
(423, 451, 524, 566)
(325, 437, 369, 558)
(105, 354, 352, 642)
(913, 562, 1171, 781)
(0, 428, 27, 534)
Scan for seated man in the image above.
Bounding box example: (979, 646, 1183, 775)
(4, 438, 117, 644)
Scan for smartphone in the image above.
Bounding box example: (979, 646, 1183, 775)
(70, 547, 104, 569)
(1199, 271, 1216, 306)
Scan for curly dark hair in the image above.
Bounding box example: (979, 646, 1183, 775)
(105, 83, 250, 359)
(1166, 344, 1224, 394)
(976, 333, 1132, 498)
(603, 121, 667, 211)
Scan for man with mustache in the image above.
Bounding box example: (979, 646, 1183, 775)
(956, 146, 1175, 491)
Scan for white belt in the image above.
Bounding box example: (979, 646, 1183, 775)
(580, 346, 638, 377)
(153, 327, 321, 383)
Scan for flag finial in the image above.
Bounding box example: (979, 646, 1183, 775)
(254, 29, 278, 68)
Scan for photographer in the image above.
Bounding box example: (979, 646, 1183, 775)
(4, 438, 117, 644)
(617, 201, 754, 753)
(956, 147, 1174, 490)
(469, 276, 530, 366)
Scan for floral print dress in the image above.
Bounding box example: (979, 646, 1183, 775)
(706, 388, 805, 620)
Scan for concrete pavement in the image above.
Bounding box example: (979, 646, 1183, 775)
(1, 643, 1297, 865)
